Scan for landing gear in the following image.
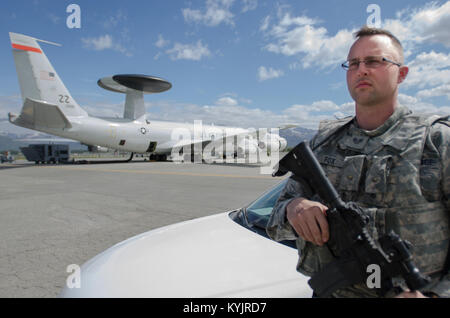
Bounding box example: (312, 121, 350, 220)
(150, 154, 167, 161)
(126, 152, 134, 162)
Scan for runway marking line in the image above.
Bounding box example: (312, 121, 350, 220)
(40, 166, 282, 179)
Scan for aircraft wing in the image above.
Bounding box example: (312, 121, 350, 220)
(168, 123, 297, 150)
(9, 98, 72, 130)
(162, 138, 212, 151)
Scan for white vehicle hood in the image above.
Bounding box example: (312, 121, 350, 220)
(61, 211, 313, 298)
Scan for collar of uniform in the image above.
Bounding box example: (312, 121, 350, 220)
(354, 105, 412, 137)
(338, 105, 412, 152)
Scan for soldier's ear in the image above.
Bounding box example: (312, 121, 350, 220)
(398, 65, 409, 84)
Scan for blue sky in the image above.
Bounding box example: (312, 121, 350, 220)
(1, 0, 449, 134)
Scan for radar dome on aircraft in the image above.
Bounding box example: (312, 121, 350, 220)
(97, 74, 172, 120)
(97, 74, 172, 94)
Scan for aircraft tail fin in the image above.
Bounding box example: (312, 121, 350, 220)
(9, 32, 88, 118)
(9, 98, 72, 130)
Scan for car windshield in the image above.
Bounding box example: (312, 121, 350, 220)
(245, 179, 288, 229)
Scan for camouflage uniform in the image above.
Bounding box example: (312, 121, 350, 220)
(267, 105, 450, 297)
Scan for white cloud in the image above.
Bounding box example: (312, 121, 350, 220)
(310, 100, 340, 112)
(398, 93, 450, 115)
(282, 100, 354, 128)
(241, 0, 258, 13)
(145, 100, 286, 128)
(284, 100, 342, 116)
(142, 96, 355, 130)
(404, 51, 450, 90)
(384, 1, 450, 49)
(388, 3, 450, 101)
(155, 34, 170, 48)
(330, 81, 345, 90)
(417, 84, 450, 100)
(81, 34, 132, 57)
(398, 93, 420, 105)
(47, 13, 61, 24)
(166, 40, 212, 61)
(409, 50, 450, 69)
(262, 10, 355, 70)
(80, 10, 132, 57)
(183, 9, 205, 24)
(215, 96, 238, 106)
(260, 15, 270, 32)
(102, 10, 127, 29)
(387, 3, 450, 100)
(71, 96, 337, 130)
(182, 0, 235, 27)
(339, 102, 356, 114)
(257, 66, 284, 81)
(239, 97, 253, 104)
(82, 35, 113, 51)
(153, 52, 162, 60)
(262, 2, 450, 72)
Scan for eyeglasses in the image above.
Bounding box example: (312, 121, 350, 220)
(341, 56, 401, 71)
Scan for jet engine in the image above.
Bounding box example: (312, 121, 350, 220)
(258, 134, 288, 152)
(237, 137, 259, 156)
(84, 144, 110, 153)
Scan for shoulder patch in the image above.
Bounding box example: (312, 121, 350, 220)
(318, 116, 353, 131)
(312, 116, 353, 149)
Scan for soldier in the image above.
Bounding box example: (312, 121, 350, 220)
(266, 26, 449, 298)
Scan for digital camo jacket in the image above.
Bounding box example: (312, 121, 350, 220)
(267, 105, 450, 297)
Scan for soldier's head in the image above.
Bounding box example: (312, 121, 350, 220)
(344, 26, 409, 109)
(353, 26, 405, 64)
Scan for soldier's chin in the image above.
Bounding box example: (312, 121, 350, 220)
(353, 93, 378, 106)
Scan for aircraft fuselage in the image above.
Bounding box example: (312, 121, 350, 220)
(33, 115, 248, 154)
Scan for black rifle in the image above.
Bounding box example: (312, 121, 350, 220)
(273, 141, 431, 297)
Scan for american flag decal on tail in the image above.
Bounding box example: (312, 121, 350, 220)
(40, 71, 55, 81)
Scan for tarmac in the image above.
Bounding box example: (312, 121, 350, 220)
(0, 159, 286, 297)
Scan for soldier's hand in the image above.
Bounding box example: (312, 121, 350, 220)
(286, 198, 329, 246)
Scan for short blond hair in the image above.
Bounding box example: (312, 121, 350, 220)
(354, 26, 404, 63)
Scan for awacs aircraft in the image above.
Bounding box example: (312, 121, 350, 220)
(8, 32, 289, 162)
